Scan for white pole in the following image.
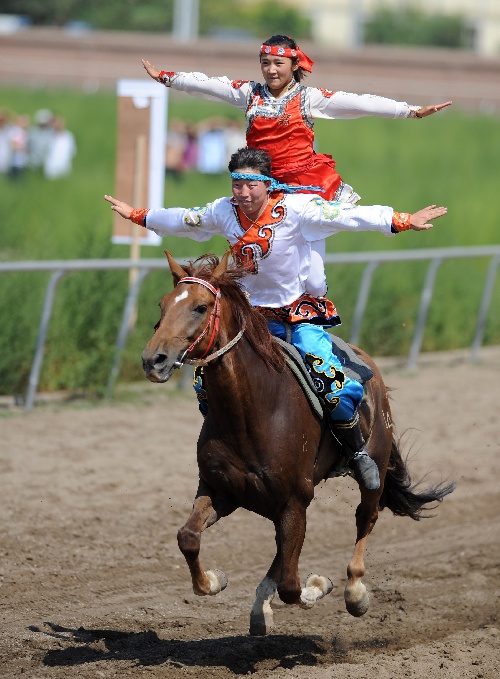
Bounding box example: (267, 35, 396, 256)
(173, 0, 199, 42)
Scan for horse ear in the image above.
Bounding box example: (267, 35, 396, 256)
(212, 251, 231, 279)
(164, 250, 188, 285)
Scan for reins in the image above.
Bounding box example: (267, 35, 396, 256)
(173, 276, 245, 368)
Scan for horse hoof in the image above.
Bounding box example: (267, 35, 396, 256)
(249, 604, 275, 636)
(205, 569, 228, 595)
(344, 581, 370, 617)
(305, 573, 334, 596)
(299, 573, 334, 609)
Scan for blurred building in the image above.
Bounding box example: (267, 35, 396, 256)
(277, 0, 500, 57)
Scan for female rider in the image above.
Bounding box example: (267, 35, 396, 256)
(142, 35, 451, 295)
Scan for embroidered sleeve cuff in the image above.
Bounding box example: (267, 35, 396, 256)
(130, 208, 149, 226)
(408, 105, 421, 118)
(391, 212, 412, 233)
(158, 71, 176, 86)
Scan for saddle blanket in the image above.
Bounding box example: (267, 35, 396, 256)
(273, 334, 374, 421)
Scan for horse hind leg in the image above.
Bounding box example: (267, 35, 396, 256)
(344, 498, 378, 617)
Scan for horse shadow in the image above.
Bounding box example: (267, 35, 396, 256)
(30, 622, 343, 673)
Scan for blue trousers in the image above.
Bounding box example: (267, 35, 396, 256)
(267, 321, 363, 422)
(193, 320, 363, 422)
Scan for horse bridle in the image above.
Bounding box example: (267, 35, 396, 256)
(172, 276, 245, 368)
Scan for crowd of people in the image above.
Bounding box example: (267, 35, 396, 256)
(0, 108, 77, 180)
(165, 116, 246, 180)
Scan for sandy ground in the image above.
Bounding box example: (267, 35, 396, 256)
(0, 353, 499, 679)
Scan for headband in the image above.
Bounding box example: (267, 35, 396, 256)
(230, 172, 324, 193)
(259, 44, 314, 73)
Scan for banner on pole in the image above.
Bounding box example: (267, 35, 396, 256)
(112, 79, 168, 246)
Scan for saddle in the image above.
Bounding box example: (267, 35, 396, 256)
(273, 332, 374, 421)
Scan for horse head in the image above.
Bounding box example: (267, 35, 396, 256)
(141, 250, 230, 383)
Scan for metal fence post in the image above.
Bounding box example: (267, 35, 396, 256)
(106, 268, 150, 400)
(349, 260, 380, 346)
(471, 255, 500, 362)
(406, 258, 443, 371)
(25, 270, 65, 410)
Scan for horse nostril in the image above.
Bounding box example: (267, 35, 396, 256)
(153, 353, 168, 368)
(142, 352, 167, 371)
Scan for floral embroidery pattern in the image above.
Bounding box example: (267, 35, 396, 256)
(230, 195, 286, 274)
(247, 82, 306, 126)
(304, 352, 344, 411)
(257, 295, 340, 326)
(311, 197, 342, 221)
(158, 71, 175, 84)
(130, 208, 149, 226)
(319, 88, 335, 98)
(231, 79, 250, 89)
(392, 212, 411, 231)
(183, 206, 208, 228)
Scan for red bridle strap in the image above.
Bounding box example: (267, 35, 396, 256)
(179, 276, 219, 296)
(177, 276, 221, 360)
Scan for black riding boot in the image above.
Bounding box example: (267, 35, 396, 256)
(331, 414, 380, 491)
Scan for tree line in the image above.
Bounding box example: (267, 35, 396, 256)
(3, 0, 469, 49)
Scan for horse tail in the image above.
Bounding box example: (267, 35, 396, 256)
(379, 436, 456, 521)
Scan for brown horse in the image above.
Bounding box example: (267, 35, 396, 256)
(141, 251, 455, 636)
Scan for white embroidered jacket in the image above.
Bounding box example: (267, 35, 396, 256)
(161, 71, 420, 120)
(144, 193, 397, 309)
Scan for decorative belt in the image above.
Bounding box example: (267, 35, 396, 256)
(256, 294, 341, 327)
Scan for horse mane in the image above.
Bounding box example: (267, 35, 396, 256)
(184, 255, 286, 372)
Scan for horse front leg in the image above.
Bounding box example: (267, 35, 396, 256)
(278, 496, 333, 609)
(275, 496, 309, 606)
(344, 495, 379, 617)
(177, 479, 236, 597)
(249, 496, 333, 636)
(250, 574, 278, 636)
(249, 499, 305, 636)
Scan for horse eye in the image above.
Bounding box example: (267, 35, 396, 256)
(153, 320, 160, 332)
(194, 304, 208, 315)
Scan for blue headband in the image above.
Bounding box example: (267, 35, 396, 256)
(230, 172, 324, 194)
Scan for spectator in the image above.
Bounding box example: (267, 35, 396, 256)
(8, 114, 30, 180)
(196, 117, 227, 174)
(165, 118, 187, 181)
(44, 116, 77, 179)
(29, 109, 54, 169)
(0, 109, 12, 174)
(181, 123, 198, 172)
(223, 117, 246, 165)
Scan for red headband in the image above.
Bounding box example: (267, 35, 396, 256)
(259, 44, 314, 73)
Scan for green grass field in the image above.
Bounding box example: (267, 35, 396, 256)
(1, 86, 499, 396)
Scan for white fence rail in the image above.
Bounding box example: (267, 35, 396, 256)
(1, 245, 499, 409)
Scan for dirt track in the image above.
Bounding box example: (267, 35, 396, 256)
(0, 353, 499, 678)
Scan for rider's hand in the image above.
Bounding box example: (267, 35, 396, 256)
(416, 101, 453, 118)
(142, 59, 161, 81)
(104, 195, 133, 220)
(410, 205, 448, 231)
